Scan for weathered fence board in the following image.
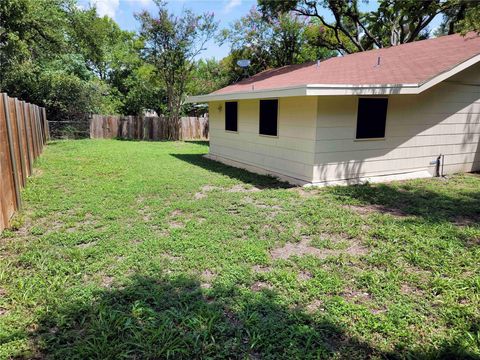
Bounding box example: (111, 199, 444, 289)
(0, 93, 48, 232)
(90, 115, 209, 141)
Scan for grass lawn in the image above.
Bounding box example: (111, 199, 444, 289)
(1, 139, 479, 359)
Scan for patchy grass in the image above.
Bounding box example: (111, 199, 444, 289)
(1, 139, 480, 359)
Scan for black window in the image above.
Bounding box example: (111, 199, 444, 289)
(356, 98, 388, 139)
(259, 99, 278, 136)
(225, 101, 238, 132)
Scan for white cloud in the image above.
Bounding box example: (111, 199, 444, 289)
(92, 0, 120, 18)
(223, 0, 241, 14)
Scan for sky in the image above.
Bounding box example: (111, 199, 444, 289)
(78, 0, 444, 60)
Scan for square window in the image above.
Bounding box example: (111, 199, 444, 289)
(225, 101, 238, 132)
(356, 98, 388, 139)
(259, 99, 278, 136)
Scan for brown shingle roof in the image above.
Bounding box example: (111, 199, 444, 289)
(213, 33, 480, 95)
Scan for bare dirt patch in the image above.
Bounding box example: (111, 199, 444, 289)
(466, 236, 480, 246)
(305, 299, 324, 313)
(76, 241, 98, 249)
(201, 269, 215, 282)
(289, 187, 319, 198)
(370, 308, 387, 315)
(168, 209, 187, 228)
(298, 270, 313, 281)
(170, 210, 183, 217)
(255, 203, 282, 218)
(101, 275, 114, 288)
(136, 197, 154, 221)
(453, 216, 480, 227)
(194, 185, 222, 200)
(341, 288, 372, 303)
(251, 265, 272, 273)
(227, 184, 261, 193)
(162, 252, 181, 261)
(270, 237, 368, 260)
(400, 283, 424, 296)
(169, 221, 184, 229)
(242, 196, 283, 218)
(345, 204, 409, 218)
(194, 192, 206, 200)
(251, 281, 273, 292)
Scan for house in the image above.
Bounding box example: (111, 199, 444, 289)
(188, 33, 480, 186)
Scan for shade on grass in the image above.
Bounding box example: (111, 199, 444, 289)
(1, 139, 479, 359)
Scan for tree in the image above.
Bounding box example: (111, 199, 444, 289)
(436, 1, 480, 35)
(258, 0, 458, 53)
(0, 0, 70, 99)
(136, 1, 217, 140)
(219, 8, 334, 81)
(187, 59, 230, 96)
(0, 0, 152, 129)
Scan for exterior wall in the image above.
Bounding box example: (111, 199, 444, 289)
(208, 97, 317, 184)
(313, 62, 480, 184)
(206, 63, 480, 186)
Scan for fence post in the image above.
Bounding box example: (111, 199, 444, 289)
(14, 99, 27, 187)
(2, 93, 22, 210)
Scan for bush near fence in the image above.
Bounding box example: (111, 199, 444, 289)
(90, 115, 209, 140)
(0, 93, 49, 232)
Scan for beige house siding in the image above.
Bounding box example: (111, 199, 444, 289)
(313, 62, 480, 184)
(207, 63, 480, 185)
(208, 97, 317, 183)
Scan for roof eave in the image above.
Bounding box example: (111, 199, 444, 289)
(186, 84, 417, 103)
(186, 53, 480, 103)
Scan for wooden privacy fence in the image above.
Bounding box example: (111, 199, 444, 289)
(0, 93, 49, 232)
(90, 115, 209, 140)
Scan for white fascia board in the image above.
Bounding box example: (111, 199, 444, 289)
(186, 86, 308, 103)
(187, 53, 480, 102)
(416, 52, 480, 92)
(305, 83, 418, 96)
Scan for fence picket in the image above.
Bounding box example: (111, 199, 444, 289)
(23, 101, 34, 172)
(89, 115, 209, 140)
(0, 94, 48, 232)
(14, 99, 27, 187)
(3, 94, 22, 210)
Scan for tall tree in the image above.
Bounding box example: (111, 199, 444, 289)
(136, 1, 217, 140)
(258, 0, 458, 53)
(436, 0, 480, 35)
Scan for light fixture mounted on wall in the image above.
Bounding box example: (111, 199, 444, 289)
(218, 104, 223, 113)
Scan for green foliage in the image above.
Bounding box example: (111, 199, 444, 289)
(458, 4, 480, 34)
(219, 9, 334, 80)
(436, 1, 480, 36)
(187, 59, 230, 96)
(258, 0, 471, 53)
(0, 0, 160, 125)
